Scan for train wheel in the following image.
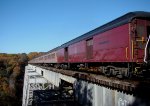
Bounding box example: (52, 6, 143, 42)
(54, 64, 60, 69)
(63, 65, 68, 70)
(61, 64, 68, 70)
(120, 68, 131, 78)
(103, 66, 112, 76)
(116, 69, 124, 79)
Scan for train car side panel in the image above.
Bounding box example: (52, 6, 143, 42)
(57, 48, 65, 63)
(93, 24, 130, 62)
(68, 41, 86, 63)
(43, 51, 58, 63)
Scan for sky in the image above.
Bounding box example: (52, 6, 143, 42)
(0, 0, 150, 54)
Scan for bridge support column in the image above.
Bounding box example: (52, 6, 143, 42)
(22, 65, 57, 106)
(74, 80, 135, 106)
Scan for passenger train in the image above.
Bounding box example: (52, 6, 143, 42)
(29, 11, 150, 78)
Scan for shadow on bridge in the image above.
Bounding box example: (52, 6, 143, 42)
(129, 82, 150, 106)
(74, 80, 93, 106)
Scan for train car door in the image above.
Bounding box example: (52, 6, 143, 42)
(131, 19, 147, 62)
(86, 38, 93, 59)
(64, 47, 68, 61)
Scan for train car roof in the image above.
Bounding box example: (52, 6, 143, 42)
(28, 46, 61, 62)
(46, 46, 60, 53)
(60, 11, 150, 48)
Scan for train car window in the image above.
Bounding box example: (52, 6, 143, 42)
(137, 25, 145, 37)
(48, 55, 50, 59)
(51, 53, 55, 58)
(87, 39, 93, 46)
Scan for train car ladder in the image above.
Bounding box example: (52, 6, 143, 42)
(133, 36, 146, 62)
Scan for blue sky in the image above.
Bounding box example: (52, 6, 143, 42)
(0, 0, 150, 53)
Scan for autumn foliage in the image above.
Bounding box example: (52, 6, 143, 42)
(0, 52, 42, 105)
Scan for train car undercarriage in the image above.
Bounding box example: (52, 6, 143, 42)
(36, 62, 149, 79)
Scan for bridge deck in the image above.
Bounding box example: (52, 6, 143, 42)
(36, 65, 150, 94)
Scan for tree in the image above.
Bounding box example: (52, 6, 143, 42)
(27, 52, 41, 60)
(18, 53, 28, 64)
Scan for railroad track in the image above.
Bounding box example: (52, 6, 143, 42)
(35, 65, 150, 95)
